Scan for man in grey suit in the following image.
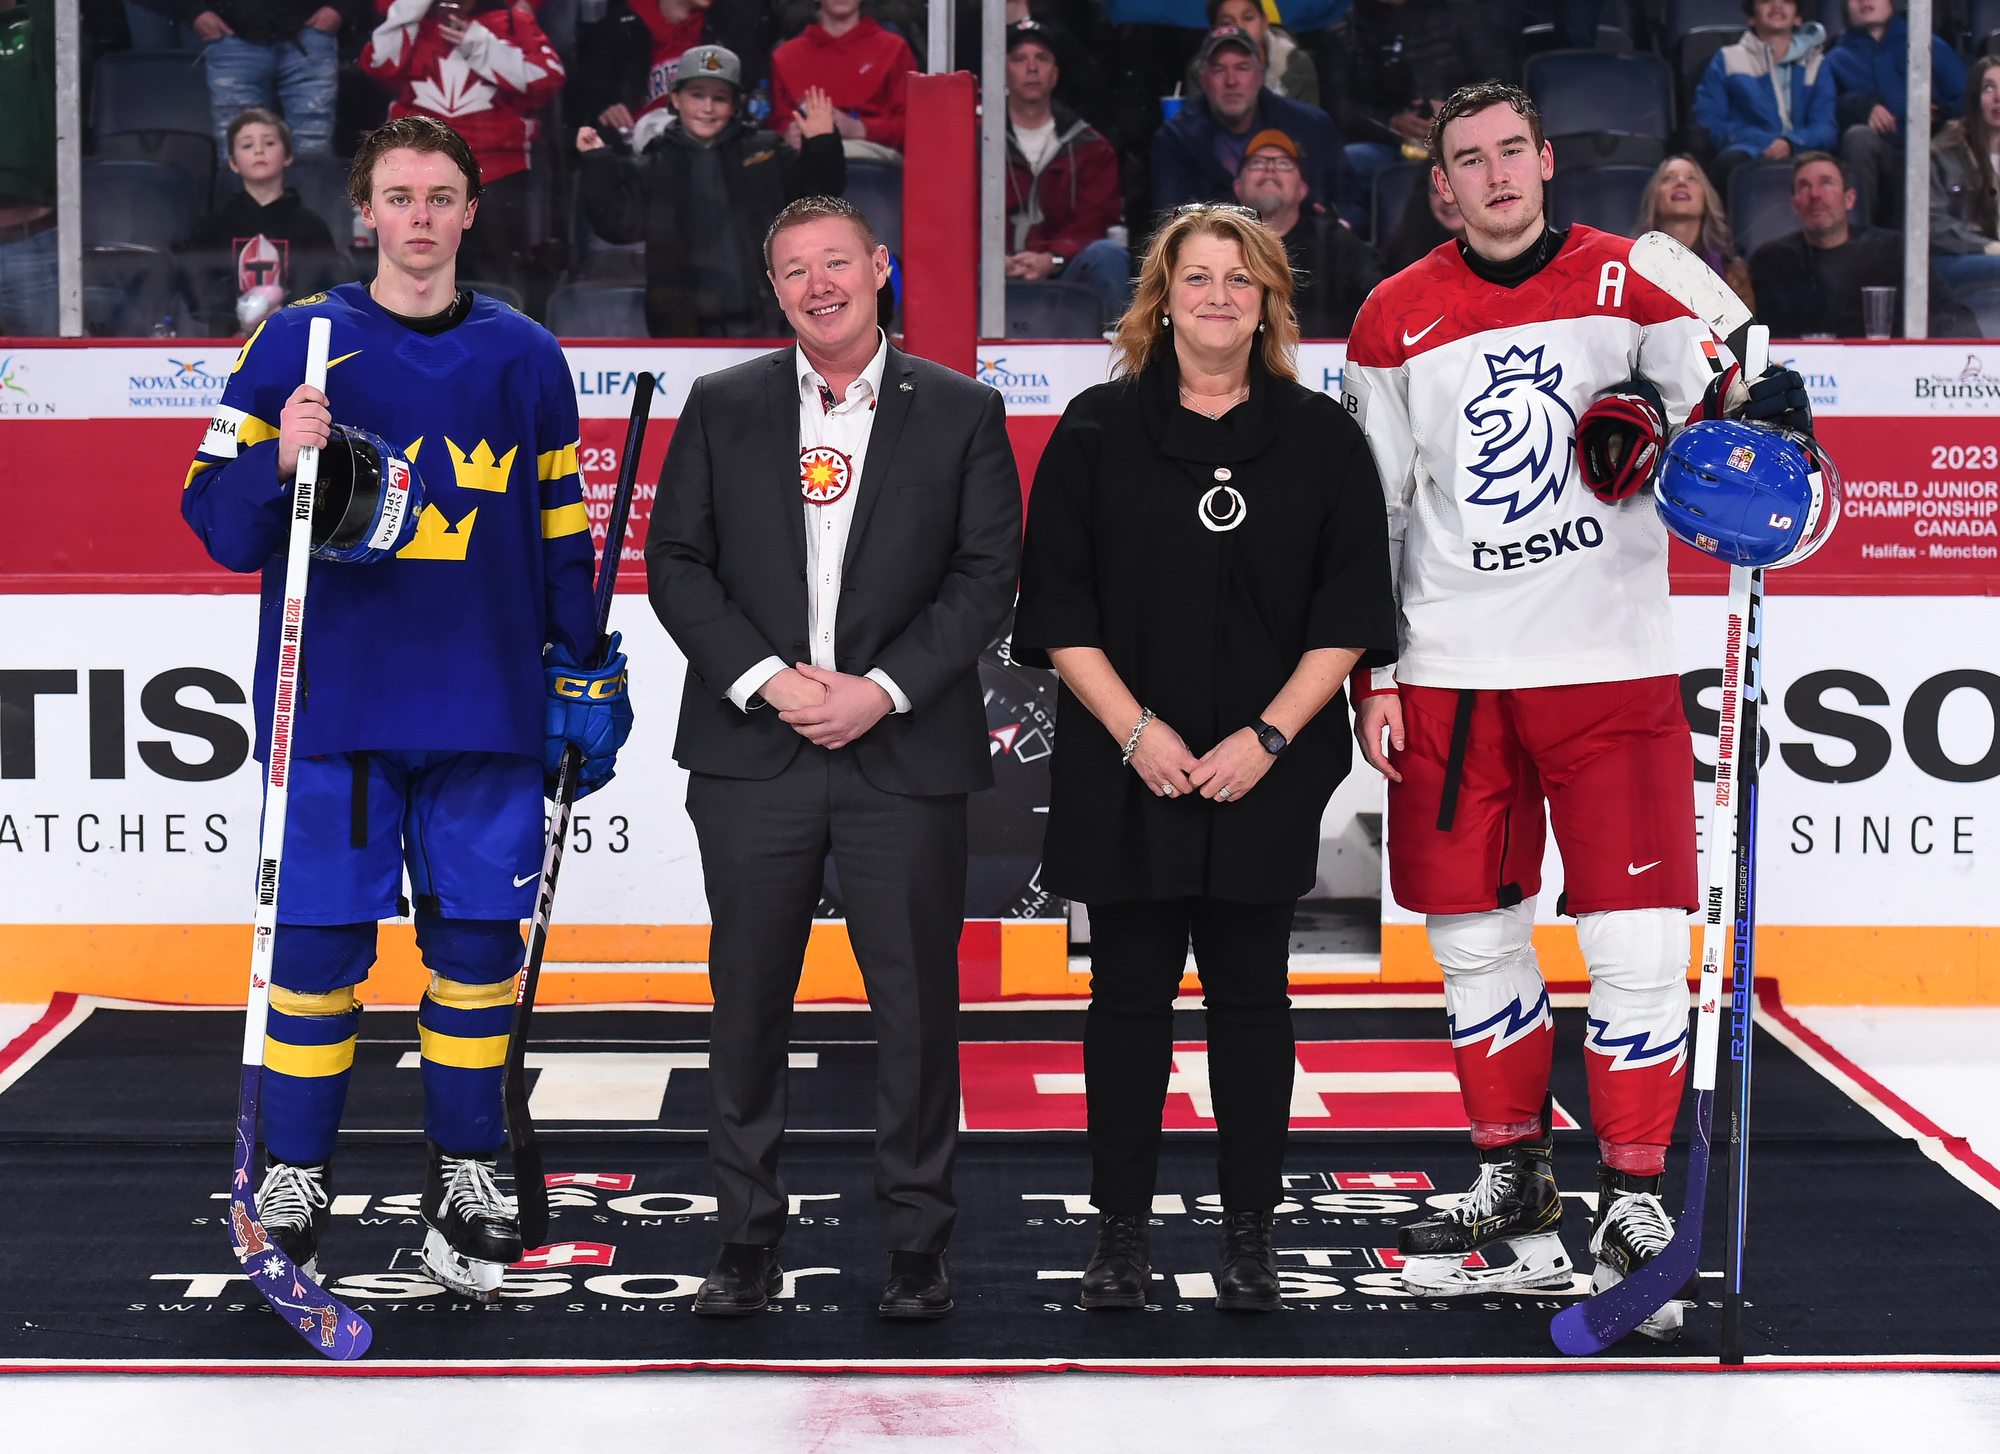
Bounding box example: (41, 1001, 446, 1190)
(646, 196, 1022, 1320)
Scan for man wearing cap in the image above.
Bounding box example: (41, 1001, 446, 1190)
(576, 45, 846, 336)
(1231, 128, 1382, 336)
(1003, 20, 1130, 322)
(1152, 24, 1361, 230)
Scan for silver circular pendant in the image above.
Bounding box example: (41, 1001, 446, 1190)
(1198, 484, 1247, 532)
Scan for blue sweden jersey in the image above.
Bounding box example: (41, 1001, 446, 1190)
(182, 284, 597, 761)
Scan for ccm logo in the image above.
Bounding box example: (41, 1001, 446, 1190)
(552, 673, 624, 701)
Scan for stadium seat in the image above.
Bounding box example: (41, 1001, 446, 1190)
(1818, 0, 1846, 40)
(216, 155, 358, 253)
(1973, 0, 2000, 52)
(462, 279, 527, 311)
(1371, 161, 1429, 247)
(1548, 165, 1653, 234)
(571, 197, 646, 280)
(1526, 50, 1675, 170)
(83, 159, 198, 250)
(1519, 0, 1634, 54)
(1663, 0, 1748, 45)
(90, 49, 213, 138)
(545, 282, 648, 337)
(94, 130, 214, 194)
(1005, 280, 1105, 339)
(82, 246, 178, 338)
(1956, 284, 2000, 339)
(843, 159, 904, 258)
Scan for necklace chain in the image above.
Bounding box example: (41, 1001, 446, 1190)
(1179, 381, 1248, 420)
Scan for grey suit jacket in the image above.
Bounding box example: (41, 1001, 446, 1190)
(644, 344, 1022, 797)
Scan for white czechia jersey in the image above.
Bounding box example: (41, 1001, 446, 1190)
(1344, 225, 1720, 690)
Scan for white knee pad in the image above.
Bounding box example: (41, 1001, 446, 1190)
(1577, 908, 1692, 1070)
(1427, 900, 1550, 1054)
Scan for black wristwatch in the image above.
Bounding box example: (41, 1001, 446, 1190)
(1254, 719, 1288, 755)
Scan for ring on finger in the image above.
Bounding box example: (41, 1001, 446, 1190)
(1218, 786, 1232, 800)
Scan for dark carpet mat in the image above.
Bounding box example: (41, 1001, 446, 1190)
(1, 998, 1995, 1370)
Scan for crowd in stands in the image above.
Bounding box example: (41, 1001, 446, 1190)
(2, 0, 1998, 339)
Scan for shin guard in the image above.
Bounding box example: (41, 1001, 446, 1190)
(1578, 908, 1691, 1163)
(1428, 902, 1555, 1145)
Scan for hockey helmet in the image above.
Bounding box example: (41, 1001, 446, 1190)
(310, 425, 425, 565)
(1654, 419, 1840, 569)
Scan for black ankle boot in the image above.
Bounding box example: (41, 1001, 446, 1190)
(1215, 1209, 1281, 1313)
(1080, 1213, 1150, 1309)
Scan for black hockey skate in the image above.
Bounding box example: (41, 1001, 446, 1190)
(254, 1159, 331, 1282)
(1398, 1129, 1572, 1296)
(420, 1141, 524, 1302)
(1588, 1165, 1685, 1342)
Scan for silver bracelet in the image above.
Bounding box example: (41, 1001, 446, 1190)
(1120, 708, 1155, 767)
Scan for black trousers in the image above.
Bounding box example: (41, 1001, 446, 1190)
(685, 745, 966, 1252)
(1084, 896, 1297, 1215)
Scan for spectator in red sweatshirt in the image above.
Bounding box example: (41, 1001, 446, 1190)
(770, 0, 916, 157)
(1002, 21, 1127, 322)
(362, 0, 564, 293)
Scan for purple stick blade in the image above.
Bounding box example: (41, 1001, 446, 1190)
(229, 1065, 374, 1361)
(1549, 1089, 1713, 1356)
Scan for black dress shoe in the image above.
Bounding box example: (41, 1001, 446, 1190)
(692, 1243, 783, 1316)
(1080, 1213, 1150, 1309)
(1215, 1210, 1282, 1313)
(878, 1250, 953, 1319)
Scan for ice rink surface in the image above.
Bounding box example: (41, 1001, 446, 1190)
(3, 1002, 1996, 1453)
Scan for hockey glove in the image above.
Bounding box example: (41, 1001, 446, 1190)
(1576, 382, 1667, 503)
(543, 632, 633, 799)
(1737, 364, 1813, 436)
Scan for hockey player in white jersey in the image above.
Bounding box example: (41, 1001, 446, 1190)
(1342, 82, 1811, 1340)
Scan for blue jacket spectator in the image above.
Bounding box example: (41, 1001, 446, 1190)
(1150, 26, 1362, 229)
(1693, 5, 1837, 165)
(1828, 9, 1965, 130)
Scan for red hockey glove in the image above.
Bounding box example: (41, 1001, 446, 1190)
(1576, 384, 1666, 504)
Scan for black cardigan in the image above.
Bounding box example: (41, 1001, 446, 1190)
(1013, 349, 1397, 904)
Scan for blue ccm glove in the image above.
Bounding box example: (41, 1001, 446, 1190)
(543, 632, 634, 798)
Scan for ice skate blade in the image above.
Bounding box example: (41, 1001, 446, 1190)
(1400, 1233, 1574, 1297)
(421, 1228, 508, 1303)
(1590, 1261, 1686, 1342)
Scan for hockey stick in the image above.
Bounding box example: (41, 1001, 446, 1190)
(227, 316, 373, 1361)
(1721, 569, 1766, 1364)
(503, 371, 655, 1250)
(1549, 324, 1772, 1356)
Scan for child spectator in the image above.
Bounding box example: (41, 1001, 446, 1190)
(1829, 0, 1967, 226)
(1692, 0, 1836, 196)
(577, 45, 846, 336)
(573, 0, 776, 148)
(1002, 21, 1127, 320)
(770, 0, 916, 158)
(181, 108, 342, 334)
(1930, 56, 2000, 299)
(362, 0, 565, 292)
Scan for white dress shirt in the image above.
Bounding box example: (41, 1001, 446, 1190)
(727, 332, 911, 714)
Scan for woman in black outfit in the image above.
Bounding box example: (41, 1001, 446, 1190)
(1013, 204, 1397, 1313)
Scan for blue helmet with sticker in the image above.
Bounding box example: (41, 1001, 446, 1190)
(310, 424, 425, 565)
(1654, 419, 1840, 568)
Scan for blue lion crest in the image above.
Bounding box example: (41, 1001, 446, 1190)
(1463, 345, 1577, 524)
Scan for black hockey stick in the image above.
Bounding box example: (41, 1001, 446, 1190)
(503, 372, 655, 1250)
(1721, 581, 1766, 1364)
(228, 316, 373, 1360)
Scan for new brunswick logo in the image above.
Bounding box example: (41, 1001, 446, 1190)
(1463, 345, 1578, 524)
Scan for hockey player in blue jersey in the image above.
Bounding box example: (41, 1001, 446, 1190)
(182, 116, 632, 1300)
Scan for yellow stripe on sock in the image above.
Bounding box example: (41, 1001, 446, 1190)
(271, 985, 357, 1017)
(541, 501, 589, 538)
(427, 974, 518, 1010)
(264, 1035, 357, 1079)
(419, 1024, 510, 1069)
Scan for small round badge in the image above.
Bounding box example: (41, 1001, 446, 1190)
(1199, 485, 1247, 532)
(1214, 467, 1232, 481)
(800, 445, 853, 504)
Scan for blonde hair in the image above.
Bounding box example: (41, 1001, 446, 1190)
(1111, 205, 1299, 383)
(1635, 155, 1740, 265)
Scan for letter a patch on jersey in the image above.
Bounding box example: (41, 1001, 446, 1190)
(1463, 346, 1579, 524)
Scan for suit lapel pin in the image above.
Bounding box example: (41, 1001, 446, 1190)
(899, 382, 914, 392)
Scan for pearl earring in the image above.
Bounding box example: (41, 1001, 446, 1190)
(1162, 314, 1171, 325)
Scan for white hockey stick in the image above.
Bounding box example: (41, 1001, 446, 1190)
(226, 316, 372, 1360)
(1550, 325, 1770, 1355)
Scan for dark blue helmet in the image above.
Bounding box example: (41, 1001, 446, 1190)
(310, 425, 425, 565)
(1654, 419, 1840, 568)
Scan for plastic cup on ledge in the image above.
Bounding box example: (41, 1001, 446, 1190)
(1862, 286, 1896, 340)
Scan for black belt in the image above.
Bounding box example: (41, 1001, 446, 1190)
(0, 211, 57, 245)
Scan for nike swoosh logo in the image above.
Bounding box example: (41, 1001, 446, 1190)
(327, 350, 362, 369)
(1402, 318, 1443, 347)
(513, 872, 540, 887)
(1627, 861, 1662, 876)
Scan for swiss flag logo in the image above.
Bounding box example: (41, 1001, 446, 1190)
(1333, 1171, 1435, 1191)
(513, 1241, 616, 1269)
(544, 1172, 635, 1190)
